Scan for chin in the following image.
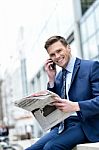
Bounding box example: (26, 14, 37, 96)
(59, 64, 65, 68)
(61, 63, 66, 68)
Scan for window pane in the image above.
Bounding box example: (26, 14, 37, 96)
(71, 41, 78, 57)
(82, 42, 90, 59)
(96, 31, 99, 57)
(80, 22, 87, 43)
(88, 36, 98, 59)
(86, 13, 95, 38)
(96, 31, 99, 46)
(95, 4, 99, 30)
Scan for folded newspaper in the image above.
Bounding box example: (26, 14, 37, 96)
(15, 90, 72, 132)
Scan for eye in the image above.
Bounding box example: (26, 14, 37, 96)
(57, 49, 62, 53)
(50, 53, 55, 58)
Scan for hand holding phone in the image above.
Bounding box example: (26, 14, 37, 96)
(45, 59, 56, 83)
(51, 62, 56, 70)
(48, 59, 56, 70)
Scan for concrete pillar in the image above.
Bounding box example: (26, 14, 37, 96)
(72, 0, 83, 58)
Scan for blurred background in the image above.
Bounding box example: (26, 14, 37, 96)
(0, 0, 99, 149)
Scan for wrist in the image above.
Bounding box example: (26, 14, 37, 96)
(74, 102, 80, 111)
(48, 81, 54, 88)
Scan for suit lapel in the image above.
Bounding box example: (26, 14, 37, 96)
(70, 58, 81, 85)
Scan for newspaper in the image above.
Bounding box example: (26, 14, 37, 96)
(15, 90, 72, 132)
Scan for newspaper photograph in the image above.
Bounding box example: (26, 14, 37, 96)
(15, 90, 72, 131)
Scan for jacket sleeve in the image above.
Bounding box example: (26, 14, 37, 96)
(47, 82, 56, 93)
(78, 61, 99, 120)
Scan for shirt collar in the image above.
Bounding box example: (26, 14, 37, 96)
(66, 56, 76, 73)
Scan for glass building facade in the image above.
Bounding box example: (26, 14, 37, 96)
(81, 0, 96, 15)
(80, 0, 99, 60)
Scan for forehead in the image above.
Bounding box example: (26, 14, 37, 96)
(47, 41, 66, 51)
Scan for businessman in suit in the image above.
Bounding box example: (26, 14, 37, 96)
(25, 35, 99, 150)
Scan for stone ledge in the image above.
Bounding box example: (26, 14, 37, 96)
(74, 142, 99, 150)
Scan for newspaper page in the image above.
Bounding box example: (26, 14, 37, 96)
(15, 90, 72, 132)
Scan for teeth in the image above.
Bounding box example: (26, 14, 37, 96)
(58, 59, 63, 63)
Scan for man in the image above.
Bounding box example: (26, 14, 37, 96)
(25, 35, 99, 150)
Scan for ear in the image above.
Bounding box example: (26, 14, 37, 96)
(67, 45, 71, 53)
(67, 44, 71, 49)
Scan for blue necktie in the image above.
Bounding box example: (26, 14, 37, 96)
(58, 69, 67, 134)
(62, 69, 67, 99)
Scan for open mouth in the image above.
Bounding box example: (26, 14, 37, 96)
(57, 57, 64, 64)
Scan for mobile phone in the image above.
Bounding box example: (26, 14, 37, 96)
(51, 62, 56, 70)
(49, 59, 56, 70)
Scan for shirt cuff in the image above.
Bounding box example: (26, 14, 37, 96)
(48, 81, 54, 88)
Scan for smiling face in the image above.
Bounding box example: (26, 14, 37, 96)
(47, 41, 71, 68)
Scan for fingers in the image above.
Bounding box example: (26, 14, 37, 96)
(45, 59, 56, 71)
(52, 97, 65, 106)
(52, 97, 68, 111)
(53, 97, 65, 102)
(52, 101, 66, 111)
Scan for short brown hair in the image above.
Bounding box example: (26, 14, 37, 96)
(44, 35, 68, 50)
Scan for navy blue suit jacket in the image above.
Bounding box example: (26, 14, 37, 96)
(48, 57, 99, 142)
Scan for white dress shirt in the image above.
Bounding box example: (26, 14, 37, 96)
(65, 56, 77, 116)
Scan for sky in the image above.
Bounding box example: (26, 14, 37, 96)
(0, 0, 73, 77)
